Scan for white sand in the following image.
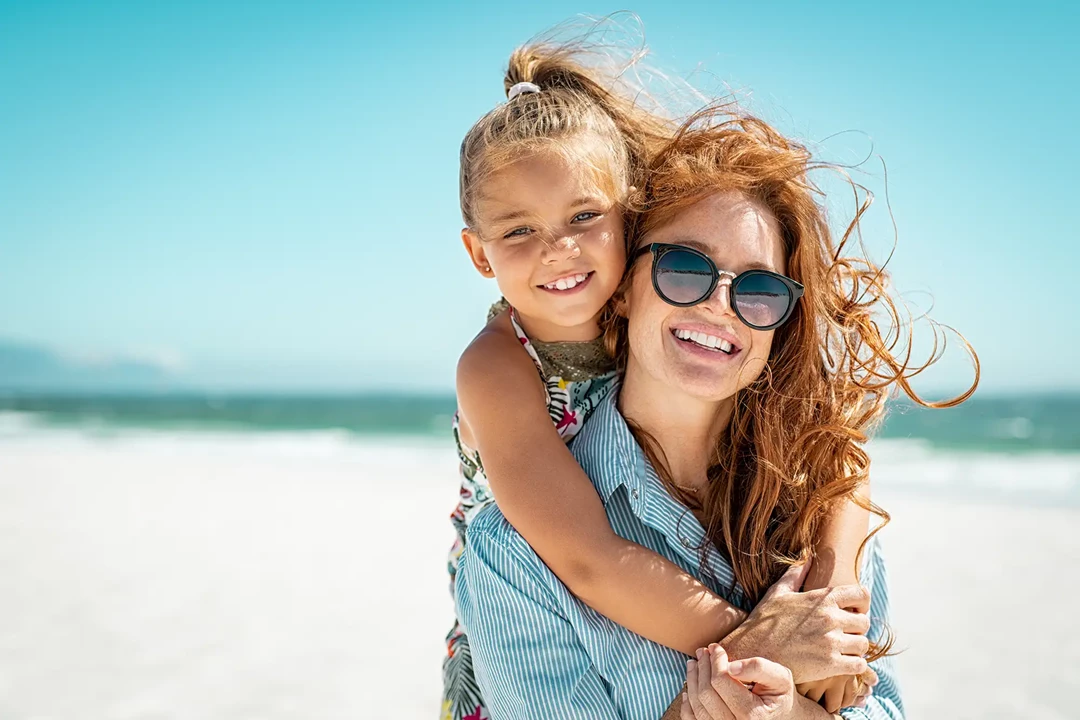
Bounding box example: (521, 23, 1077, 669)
(0, 431, 1078, 719)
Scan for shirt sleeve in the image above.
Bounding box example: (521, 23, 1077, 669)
(456, 506, 620, 720)
(839, 537, 905, 720)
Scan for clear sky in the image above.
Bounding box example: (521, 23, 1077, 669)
(1, 0, 1075, 394)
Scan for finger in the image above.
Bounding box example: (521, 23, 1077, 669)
(837, 609, 871, 635)
(687, 659, 704, 717)
(840, 675, 859, 709)
(707, 647, 755, 716)
(700, 647, 735, 720)
(824, 681, 846, 713)
(836, 655, 869, 677)
(770, 561, 811, 595)
(861, 667, 879, 688)
(829, 584, 871, 613)
(855, 680, 874, 708)
(836, 631, 871, 657)
(680, 693, 696, 720)
(728, 656, 793, 697)
(805, 682, 825, 703)
(698, 649, 713, 702)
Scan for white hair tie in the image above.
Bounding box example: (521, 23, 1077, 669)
(507, 81, 541, 101)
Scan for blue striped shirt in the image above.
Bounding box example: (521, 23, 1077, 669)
(456, 388, 903, 720)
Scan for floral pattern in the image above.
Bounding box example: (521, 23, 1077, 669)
(441, 308, 616, 720)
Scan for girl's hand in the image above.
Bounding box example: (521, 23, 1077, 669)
(796, 668, 878, 713)
(681, 644, 795, 720)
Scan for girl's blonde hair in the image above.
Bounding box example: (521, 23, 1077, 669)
(458, 34, 672, 231)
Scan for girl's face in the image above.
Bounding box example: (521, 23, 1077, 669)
(623, 191, 788, 403)
(463, 144, 626, 341)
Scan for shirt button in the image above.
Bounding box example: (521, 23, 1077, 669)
(631, 488, 640, 500)
(681, 537, 692, 548)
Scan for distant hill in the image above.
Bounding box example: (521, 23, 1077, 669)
(0, 339, 180, 392)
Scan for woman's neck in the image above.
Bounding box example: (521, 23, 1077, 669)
(618, 364, 734, 494)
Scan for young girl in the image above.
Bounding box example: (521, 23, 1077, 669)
(442, 41, 875, 720)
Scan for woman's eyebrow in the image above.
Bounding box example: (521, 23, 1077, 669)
(670, 236, 778, 272)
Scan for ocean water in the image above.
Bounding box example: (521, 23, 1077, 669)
(1, 392, 1078, 508)
(0, 392, 1077, 452)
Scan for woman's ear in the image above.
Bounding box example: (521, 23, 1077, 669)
(461, 228, 495, 278)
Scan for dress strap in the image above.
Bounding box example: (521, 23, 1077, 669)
(507, 307, 547, 381)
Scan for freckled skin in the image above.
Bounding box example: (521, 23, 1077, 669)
(624, 191, 786, 402)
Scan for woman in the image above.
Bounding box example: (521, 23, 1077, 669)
(456, 106, 973, 719)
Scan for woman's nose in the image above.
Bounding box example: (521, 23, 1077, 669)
(541, 236, 581, 264)
(701, 277, 735, 315)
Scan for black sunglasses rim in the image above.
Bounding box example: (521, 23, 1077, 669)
(632, 242, 805, 330)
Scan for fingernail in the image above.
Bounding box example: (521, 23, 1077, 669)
(728, 659, 744, 676)
(688, 659, 697, 671)
(696, 649, 704, 660)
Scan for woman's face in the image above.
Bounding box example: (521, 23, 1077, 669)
(624, 190, 788, 403)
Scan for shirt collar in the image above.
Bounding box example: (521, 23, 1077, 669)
(571, 384, 750, 610)
(571, 383, 644, 507)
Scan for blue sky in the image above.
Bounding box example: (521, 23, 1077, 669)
(0, 0, 1075, 394)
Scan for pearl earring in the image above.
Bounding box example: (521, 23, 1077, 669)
(484, 266, 491, 272)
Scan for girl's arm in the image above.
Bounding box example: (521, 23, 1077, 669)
(456, 313, 745, 656)
(803, 482, 872, 592)
(795, 481, 873, 713)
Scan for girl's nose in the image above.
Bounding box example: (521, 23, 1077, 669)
(542, 236, 581, 264)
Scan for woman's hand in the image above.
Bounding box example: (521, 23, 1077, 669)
(796, 667, 877, 713)
(721, 563, 871, 684)
(681, 644, 795, 720)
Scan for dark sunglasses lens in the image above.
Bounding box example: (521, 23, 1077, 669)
(655, 249, 714, 304)
(733, 273, 792, 328)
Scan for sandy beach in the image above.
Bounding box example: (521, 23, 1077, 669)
(1, 429, 1078, 719)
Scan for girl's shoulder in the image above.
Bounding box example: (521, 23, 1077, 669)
(457, 308, 544, 404)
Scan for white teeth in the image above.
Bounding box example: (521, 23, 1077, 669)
(673, 329, 735, 354)
(544, 273, 589, 291)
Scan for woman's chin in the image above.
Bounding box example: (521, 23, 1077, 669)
(661, 364, 741, 404)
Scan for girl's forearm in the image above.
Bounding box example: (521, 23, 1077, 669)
(562, 536, 746, 657)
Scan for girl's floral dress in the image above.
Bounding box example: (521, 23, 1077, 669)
(441, 303, 616, 720)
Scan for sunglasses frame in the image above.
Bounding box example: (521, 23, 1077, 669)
(632, 243, 805, 331)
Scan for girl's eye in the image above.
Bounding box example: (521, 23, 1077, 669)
(572, 211, 601, 223)
(503, 227, 532, 239)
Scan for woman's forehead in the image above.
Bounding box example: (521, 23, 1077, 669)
(646, 192, 785, 271)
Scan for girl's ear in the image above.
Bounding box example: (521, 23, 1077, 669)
(461, 228, 495, 278)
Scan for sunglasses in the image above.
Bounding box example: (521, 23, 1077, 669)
(632, 243, 804, 331)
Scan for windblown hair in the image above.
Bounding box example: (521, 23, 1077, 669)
(458, 33, 672, 232)
(604, 107, 980, 654)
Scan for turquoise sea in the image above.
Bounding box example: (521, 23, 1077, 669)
(0, 392, 1077, 453)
